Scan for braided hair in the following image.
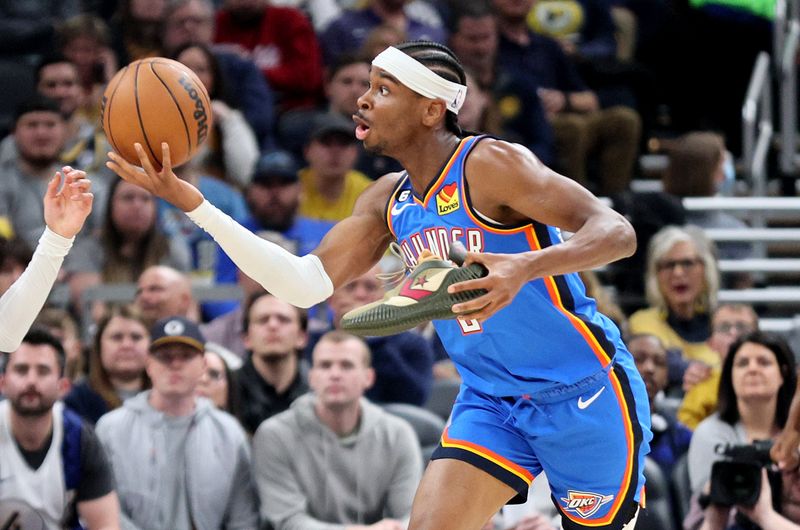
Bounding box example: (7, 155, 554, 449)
(395, 41, 466, 137)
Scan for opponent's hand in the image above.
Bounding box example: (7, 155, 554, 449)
(106, 142, 204, 212)
(772, 429, 800, 470)
(43, 167, 93, 239)
(448, 251, 529, 322)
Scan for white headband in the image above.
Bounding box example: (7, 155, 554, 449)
(372, 46, 468, 115)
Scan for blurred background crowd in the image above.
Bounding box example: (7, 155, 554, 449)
(1, 0, 800, 529)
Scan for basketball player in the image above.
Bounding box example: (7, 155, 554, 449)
(0, 167, 93, 352)
(108, 41, 651, 530)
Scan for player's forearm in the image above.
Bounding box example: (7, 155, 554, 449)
(186, 200, 333, 308)
(784, 382, 800, 433)
(522, 212, 635, 280)
(0, 227, 72, 352)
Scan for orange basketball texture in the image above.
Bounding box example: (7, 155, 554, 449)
(101, 57, 213, 169)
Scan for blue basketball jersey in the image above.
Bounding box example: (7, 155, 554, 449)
(386, 135, 629, 397)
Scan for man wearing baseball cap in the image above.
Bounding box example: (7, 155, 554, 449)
(95, 316, 259, 530)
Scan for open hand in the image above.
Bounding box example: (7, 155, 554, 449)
(106, 143, 204, 212)
(43, 167, 93, 239)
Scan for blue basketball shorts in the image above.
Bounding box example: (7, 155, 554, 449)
(431, 356, 653, 529)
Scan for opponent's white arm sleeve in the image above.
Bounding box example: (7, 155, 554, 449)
(186, 200, 334, 308)
(0, 228, 73, 352)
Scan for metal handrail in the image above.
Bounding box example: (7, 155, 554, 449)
(682, 196, 800, 211)
(760, 316, 800, 333)
(704, 227, 800, 241)
(719, 258, 800, 272)
(79, 283, 244, 341)
(776, 0, 788, 60)
(718, 288, 800, 304)
(781, 20, 800, 177)
(741, 52, 772, 196)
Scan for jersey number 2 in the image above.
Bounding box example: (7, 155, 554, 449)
(458, 318, 483, 334)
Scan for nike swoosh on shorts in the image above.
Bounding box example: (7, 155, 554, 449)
(577, 386, 606, 409)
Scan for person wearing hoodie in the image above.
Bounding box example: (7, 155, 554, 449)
(305, 261, 435, 406)
(95, 316, 259, 530)
(253, 330, 423, 530)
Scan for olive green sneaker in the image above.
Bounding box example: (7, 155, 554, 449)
(340, 245, 487, 337)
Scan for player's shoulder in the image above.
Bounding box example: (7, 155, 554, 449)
(469, 137, 542, 172)
(466, 137, 546, 194)
(353, 171, 406, 209)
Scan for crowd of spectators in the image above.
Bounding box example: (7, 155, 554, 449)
(0, 0, 795, 529)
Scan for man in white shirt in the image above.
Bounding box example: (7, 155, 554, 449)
(0, 327, 120, 529)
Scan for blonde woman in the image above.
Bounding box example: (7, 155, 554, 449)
(629, 225, 720, 394)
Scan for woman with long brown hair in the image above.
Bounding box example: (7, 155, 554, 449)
(64, 304, 151, 424)
(65, 177, 190, 309)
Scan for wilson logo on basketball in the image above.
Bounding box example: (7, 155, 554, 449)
(560, 490, 614, 519)
(99, 95, 107, 125)
(436, 183, 460, 215)
(178, 76, 209, 146)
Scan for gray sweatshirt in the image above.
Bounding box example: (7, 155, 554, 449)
(253, 393, 423, 530)
(95, 392, 259, 530)
(687, 412, 747, 494)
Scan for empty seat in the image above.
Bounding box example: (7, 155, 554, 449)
(635, 457, 677, 530)
(383, 402, 447, 469)
(670, 452, 692, 524)
(383, 402, 446, 447)
(423, 378, 461, 421)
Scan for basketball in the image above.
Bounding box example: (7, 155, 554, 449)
(101, 57, 212, 169)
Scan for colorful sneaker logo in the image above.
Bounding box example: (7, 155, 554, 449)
(398, 273, 436, 301)
(436, 183, 460, 215)
(560, 490, 614, 519)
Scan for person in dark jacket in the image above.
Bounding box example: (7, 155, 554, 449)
(236, 291, 309, 434)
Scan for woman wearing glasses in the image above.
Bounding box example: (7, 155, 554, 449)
(196, 349, 241, 420)
(629, 225, 721, 397)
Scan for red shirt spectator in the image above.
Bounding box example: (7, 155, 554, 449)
(215, 3, 323, 111)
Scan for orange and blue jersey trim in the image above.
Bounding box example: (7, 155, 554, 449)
(433, 427, 534, 504)
(421, 136, 473, 209)
(557, 363, 646, 529)
(460, 179, 616, 370)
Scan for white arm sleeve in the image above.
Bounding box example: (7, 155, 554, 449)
(0, 228, 73, 352)
(186, 200, 334, 308)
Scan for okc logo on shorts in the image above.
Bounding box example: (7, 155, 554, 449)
(560, 490, 614, 519)
(436, 183, 460, 215)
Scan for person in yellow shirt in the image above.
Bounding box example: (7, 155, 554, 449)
(298, 114, 372, 222)
(629, 225, 720, 394)
(677, 303, 758, 429)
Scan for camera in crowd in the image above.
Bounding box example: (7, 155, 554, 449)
(709, 440, 774, 506)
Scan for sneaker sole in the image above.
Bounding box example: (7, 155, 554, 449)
(340, 263, 488, 336)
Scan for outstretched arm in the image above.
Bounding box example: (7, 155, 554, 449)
(0, 168, 92, 351)
(772, 380, 800, 469)
(107, 144, 395, 307)
(449, 139, 635, 321)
